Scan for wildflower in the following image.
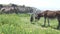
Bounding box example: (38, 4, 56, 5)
(2, 32, 4, 34)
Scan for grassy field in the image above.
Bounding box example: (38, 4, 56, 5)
(0, 14, 60, 34)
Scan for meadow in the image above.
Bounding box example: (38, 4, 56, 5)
(0, 14, 60, 34)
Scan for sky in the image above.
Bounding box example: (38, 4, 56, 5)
(0, 0, 60, 10)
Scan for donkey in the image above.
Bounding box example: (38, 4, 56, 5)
(30, 10, 60, 29)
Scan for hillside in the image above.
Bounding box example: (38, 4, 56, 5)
(0, 14, 60, 34)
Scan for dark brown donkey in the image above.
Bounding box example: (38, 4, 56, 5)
(30, 10, 60, 29)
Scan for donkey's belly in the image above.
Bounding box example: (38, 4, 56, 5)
(47, 11, 56, 19)
(47, 16, 56, 19)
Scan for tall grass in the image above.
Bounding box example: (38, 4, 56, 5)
(0, 14, 60, 34)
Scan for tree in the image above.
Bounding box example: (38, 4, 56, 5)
(0, 4, 3, 9)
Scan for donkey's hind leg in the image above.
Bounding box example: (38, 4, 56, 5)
(57, 17, 60, 29)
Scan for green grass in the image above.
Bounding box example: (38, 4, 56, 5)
(0, 14, 60, 34)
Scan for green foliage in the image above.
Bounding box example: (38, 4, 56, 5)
(0, 14, 60, 34)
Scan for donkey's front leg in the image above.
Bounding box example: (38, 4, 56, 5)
(43, 17, 46, 26)
(47, 18, 50, 26)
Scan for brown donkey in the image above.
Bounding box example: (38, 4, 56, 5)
(30, 10, 60, 29)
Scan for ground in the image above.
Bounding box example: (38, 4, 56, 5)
(0, 14, 60, 34)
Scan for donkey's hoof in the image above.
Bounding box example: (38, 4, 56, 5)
(48, 25, 50, 27)
(31, 23, 35, 24)
(57, 27, 60, 30)
(41, 25, 45, 27)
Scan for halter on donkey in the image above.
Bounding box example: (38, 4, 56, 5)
(30, 8, 41, 22)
